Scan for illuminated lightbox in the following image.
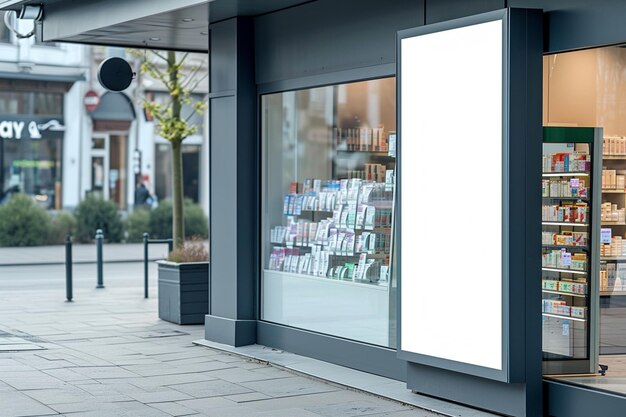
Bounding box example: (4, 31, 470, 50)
(399, 18, 503, 370)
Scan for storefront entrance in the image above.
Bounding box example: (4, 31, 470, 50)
(542, 44, 626, 397)
(90, 133, 128, 209)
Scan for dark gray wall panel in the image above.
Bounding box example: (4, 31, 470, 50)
(425, 0, 504, 24)
(235, 17, 258, 319)
(208, 17, 257, 340)
(507, 7, 543, 415)
(546, 381, 626, 417)
(408, 363, 527, 417)
(209, 94, 238, 319)
(422, 0, 626, 53)
(510, 0, 626, 52)
(255, 0, 423, 84)
(258, 321, 406, 381)
(210, 18, 237, 93)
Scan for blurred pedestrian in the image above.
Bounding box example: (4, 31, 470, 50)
(134, 182, 152, 209)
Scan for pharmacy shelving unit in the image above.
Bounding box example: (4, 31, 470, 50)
(262, 136, 397, 347)
(541, 126, 602, 375)
(599, 149, 626, 300)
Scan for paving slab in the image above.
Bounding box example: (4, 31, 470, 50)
(0, 263, 449, 417)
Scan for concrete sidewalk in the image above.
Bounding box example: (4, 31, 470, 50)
(0, 243, 169, 266)
(0, 266, 438, 417)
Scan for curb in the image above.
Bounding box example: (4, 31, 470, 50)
(0, 258, 164, 267)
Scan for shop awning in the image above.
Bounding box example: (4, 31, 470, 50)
(89, 92, 136, 122)
(89, 91, 136, 131)
(0, 71, 85, 83)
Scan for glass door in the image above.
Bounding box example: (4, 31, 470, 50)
(542, 126, 602, 375)
(90, 135, 108, 200)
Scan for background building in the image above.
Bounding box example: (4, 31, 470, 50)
(0, 17, 209, 215)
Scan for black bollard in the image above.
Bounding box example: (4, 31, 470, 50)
(65, 234, 73, 302)
(96, 229, 104, 288)
(143, 233, 149, 298)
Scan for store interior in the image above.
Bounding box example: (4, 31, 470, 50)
(544, 45, 626, 394)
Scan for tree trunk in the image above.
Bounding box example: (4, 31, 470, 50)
(171, 139, 185, 249)
(169, 51, 184, 250)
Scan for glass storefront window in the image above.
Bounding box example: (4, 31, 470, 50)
(2, 137, 62, 209)
(0, 92, 63, 116)
(261, 78, 397, 347)
(544, 45, 626, 396)
(0, 13, 11, 43)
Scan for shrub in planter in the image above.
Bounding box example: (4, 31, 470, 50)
(167, 238, 209, 263)
(149, 199, 208, 240)
(124, 208, 150, 243)
(47, 211, 78, 245)
(158, 239, 209, 325)
(0, 193, 50, 247)
(75, 194, 123, 243)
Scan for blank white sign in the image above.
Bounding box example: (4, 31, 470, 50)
(400, 19, 503, 370)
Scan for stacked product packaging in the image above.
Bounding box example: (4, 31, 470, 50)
(542, 279, 587, 295)
(542, 250, 587, 271)
(542, 178, 588, 198)
(542, 151, 591, 173)
(542, 299, 587, 319)
(601, 263, 626, 293)
(345, 164, 388, 182)
(602, 169, 626, 190)
(333, 126, 388, 152)
(601, 202, 626, 224)
(542, 231, 588, 247)
(542, 203, 588, 223)
(603, 136, 626, 156)
(269, 177, 394, 284)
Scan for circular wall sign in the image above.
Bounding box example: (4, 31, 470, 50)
(97, 57, 134, 92)
(84, 90, 100, 112)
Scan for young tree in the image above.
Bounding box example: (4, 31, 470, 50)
(132, 50, 207, 249)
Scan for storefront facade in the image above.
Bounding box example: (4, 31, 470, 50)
(7, 0, 626, 415)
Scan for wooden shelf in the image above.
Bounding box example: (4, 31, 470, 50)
(601, 290, 626, 296)
(602, 189, 626, 194)
(603, 155, 626, 160)
(601, 256, 626, 261)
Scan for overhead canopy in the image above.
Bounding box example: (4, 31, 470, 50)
(0, 0, 311, 52)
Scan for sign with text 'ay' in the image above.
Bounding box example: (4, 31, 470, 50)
(0, 116, 65, 140)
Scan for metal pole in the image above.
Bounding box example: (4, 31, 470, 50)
(65, 234, 73, 302)
(96, 229, 104, 288)
(143, 232, 149, 298)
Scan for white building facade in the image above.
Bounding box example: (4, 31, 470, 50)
(0, 16, 208, 215)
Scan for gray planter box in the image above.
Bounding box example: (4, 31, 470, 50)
(157, 261, 209, 325)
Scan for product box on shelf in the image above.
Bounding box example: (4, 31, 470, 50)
(542, 279, 559, 291)
(571, 306, 587, 319)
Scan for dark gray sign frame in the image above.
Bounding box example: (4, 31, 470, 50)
(396, 8, 543, 387)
